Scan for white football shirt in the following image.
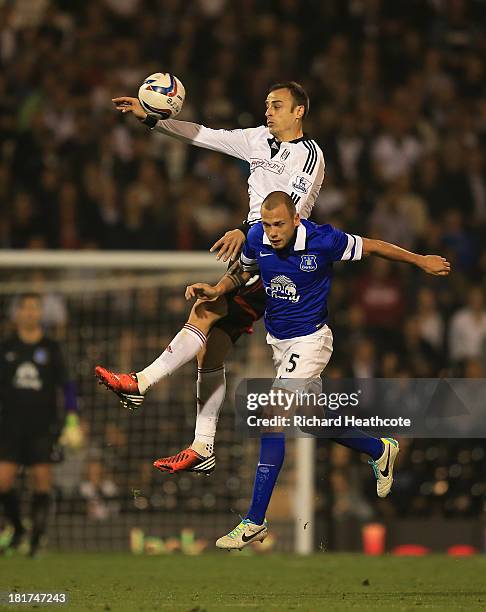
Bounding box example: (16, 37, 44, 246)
(153, 120, 325, 223)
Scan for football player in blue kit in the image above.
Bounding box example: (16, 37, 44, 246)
(185, 190, 451, 549)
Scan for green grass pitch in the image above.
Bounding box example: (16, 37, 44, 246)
(1, 553, 485, 610)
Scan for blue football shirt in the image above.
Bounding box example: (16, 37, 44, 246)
(240, 219, 363, 339)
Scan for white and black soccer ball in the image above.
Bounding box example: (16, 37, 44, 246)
(138, 73, 185, 119)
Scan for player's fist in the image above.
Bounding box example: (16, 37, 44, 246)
(60, 413, 84, 450)
(185, 283, 221, 301)
(419, 255, 451, 276)
(112, 96, 147, 120)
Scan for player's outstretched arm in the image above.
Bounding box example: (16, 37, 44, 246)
(362, 238, 451, 276)
(185, 261, 252, 300)
(113, 95, 251, 159)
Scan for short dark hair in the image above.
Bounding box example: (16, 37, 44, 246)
(267, 81, 310, 117)
(262, 191, 296, 216)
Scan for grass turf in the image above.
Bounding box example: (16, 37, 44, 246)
(0, 552, 485, 611)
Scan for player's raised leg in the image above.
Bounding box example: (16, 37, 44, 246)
(191, 333, 229, 459)
(217, 325, 330, 550)
(95, 296, 227, 410)
(153, 327, 231, 474)
(154, 280, 264, 474)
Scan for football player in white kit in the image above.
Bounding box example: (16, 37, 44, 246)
(96, 82, 325, 473)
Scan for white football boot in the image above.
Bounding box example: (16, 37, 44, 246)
(368, 437, 399, 498)
(216, 519, 268, 550)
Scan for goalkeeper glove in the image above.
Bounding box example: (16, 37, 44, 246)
(60, 413, 84, 450)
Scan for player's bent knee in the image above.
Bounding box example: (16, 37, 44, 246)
(188, 297, 228, 333)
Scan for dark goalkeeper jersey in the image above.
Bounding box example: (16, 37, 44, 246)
(0, 335, 69, 429)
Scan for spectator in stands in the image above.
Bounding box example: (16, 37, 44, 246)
(353, 258, 405, 335)
(415, 288, 445, 354)
(449, 287, 486, 363)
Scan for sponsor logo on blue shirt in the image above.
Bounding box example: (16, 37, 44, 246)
(265, 275, 300, 303)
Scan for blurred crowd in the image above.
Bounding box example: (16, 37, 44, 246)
(318, 438, 485, 523)
(1, 0, 485, 373)
(1, 0, 486, 526)
(1, 0, 484, 250)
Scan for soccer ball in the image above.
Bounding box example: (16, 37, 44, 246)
(138, 73, 185, 119)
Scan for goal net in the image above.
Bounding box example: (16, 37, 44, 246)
(0, 251, 315, 554)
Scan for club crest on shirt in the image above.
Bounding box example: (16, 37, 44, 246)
(266, 275, 300, 303)
(13, 362, 42, 390)
(300, 254, 317, 272)
(34, 348, 49, 364)
(292, 175, 312, 194)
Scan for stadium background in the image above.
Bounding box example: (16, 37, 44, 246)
(0, 0, 485, 555)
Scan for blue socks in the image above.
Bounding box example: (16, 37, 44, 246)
(244, 429, 384, 526)
(331, 427, 384, 460)
(246, 433, 285, 525)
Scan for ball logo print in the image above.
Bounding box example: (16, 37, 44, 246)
(138, 72, 185, 119)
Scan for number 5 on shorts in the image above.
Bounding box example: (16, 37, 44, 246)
(286, 353, 300, 373)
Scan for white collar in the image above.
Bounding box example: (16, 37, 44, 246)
(263, 223, 307, 251)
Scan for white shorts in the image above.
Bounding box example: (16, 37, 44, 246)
(266, 325, 333, 393)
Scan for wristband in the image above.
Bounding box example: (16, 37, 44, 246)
(237, 220, 251, 237)
(141, 113, 159, 129)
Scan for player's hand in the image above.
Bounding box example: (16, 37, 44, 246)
(59, 413, 84, 450)
(419, 255, 451, 276)
(210, 229, 246, 262)
(112, 96, 147, 121)
(185, 283, 221, 301)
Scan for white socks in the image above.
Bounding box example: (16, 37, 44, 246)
(136, 326, 225, 460)
(191, 366, 226, 457)
(137, 324, 207, 394)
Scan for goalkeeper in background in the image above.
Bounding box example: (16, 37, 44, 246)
(0, 293, 82, 557)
